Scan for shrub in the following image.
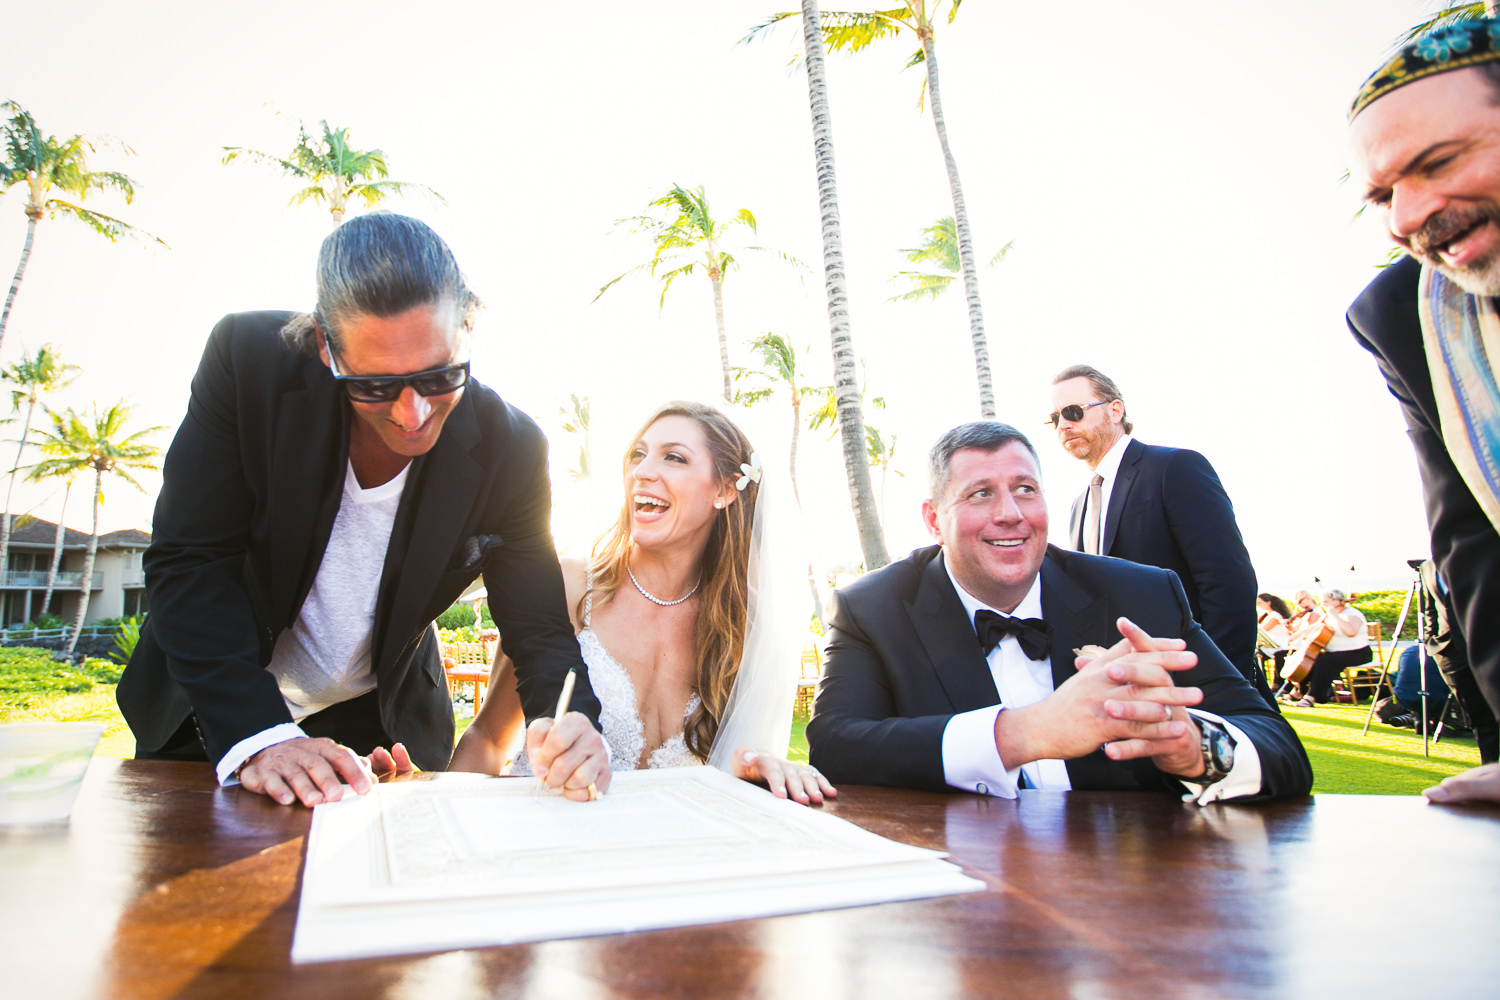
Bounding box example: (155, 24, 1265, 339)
(1350, 590, 1418, 641)
(436, 603, 477, 630)
(111, 616, 142, 665)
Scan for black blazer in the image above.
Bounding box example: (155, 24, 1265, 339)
(807, 544, 1311, 799)
(1348, 255, 1500, 718)
(1068, 438, 1263, 694)
(117, 311, 599, 770)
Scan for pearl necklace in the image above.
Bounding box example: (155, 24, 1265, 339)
(626, 562, 702, 607)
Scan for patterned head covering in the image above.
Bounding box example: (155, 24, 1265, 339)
(1350, 18, 1500, 120)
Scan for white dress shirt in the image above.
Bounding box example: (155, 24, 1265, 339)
(936, 554, 1263, 804)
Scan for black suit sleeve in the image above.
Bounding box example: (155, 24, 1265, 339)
(807, 588, 951, 792)
(1348, 268, 1500, 719)
(132, 315, 293, 763)
(479, 432, 600, 726)
(1160, 448, 1258, 675)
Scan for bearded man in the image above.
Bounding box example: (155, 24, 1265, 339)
(1346, 17, 1500, 804)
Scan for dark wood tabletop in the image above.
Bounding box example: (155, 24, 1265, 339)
(4, 759, 1498, 1000)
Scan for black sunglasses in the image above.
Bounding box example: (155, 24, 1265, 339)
(327, 345, 471, 404)
(1045, 400, 1109, 428)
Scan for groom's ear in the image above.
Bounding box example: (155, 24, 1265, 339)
(921, 499, 943, 543)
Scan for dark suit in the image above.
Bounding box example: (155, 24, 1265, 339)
(117, 311, 599, 771)
(1348, 255, 1500, 719)
(1068, 438, 1268, 702)
(807, 544, 1311, 799)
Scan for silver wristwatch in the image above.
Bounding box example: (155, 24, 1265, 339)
(1197, 718, 1236, 784)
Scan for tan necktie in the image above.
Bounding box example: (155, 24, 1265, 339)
(1084, 474, 1104, 555)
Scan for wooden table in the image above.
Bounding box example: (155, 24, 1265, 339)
(4, 760, 1499, 1000)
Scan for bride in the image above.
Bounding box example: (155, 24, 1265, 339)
(448, 400, 834, 805)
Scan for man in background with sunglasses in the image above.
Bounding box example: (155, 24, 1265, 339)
(118, 214, 610, 807)
(1048, 365, 1271, 707)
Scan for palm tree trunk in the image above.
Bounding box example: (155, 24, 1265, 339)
(920, 29, 994, 419)
(801, 0, 889, 571)
(0, 214, 39, 356)
(63, 471, 101, 659)
(789, 394, 802, 504)
(0, 396, 38, 585)
(711, 272, 732, 403)
(40, 481, 69, 619)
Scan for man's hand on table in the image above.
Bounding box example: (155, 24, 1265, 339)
(239, 736, 374, 806)
(525, 712, 612, 802)
(1425, 763, 1500, 805)
(993, 616, 1205, 778)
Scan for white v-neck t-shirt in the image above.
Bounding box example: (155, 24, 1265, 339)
(216, 461, 409, 784)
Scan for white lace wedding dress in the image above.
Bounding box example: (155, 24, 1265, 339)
(511, 581, 700, 773)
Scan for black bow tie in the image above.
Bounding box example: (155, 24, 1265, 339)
(974, 609, 1052, 661)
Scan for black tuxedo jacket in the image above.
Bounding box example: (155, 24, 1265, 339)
(807, 544, 1310, 798)
(1348, 255, 1500, 718)
(1068, 438, 1263, 694)
(117, 311, 599, 770)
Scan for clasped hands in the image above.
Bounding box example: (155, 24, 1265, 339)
(992, 616, 1207, 781)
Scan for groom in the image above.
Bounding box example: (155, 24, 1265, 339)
(808, 422, 1310, 801)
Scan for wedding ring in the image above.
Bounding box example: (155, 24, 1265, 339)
(587, 782, 600, 801)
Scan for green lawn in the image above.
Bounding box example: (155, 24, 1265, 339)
(0, 645, 1482, 795)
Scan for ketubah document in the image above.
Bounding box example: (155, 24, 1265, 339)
(292, 765, 983, 963)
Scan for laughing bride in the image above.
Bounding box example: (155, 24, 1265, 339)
(448, 400, 834, 804)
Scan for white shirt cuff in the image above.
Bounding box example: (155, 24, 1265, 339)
(1177, 710, 1263, 805)
(940, 706, 1021, 798)
(216, 723, 308, 786)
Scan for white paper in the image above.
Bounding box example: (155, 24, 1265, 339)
(292, 766, 983, 963)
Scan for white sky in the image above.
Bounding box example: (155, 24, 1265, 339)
(0, 0, 1458, 593)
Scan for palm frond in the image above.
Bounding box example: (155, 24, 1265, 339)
(739, 11, 801, 45)
(45, 200, 167, 247)
(886, 271, 956, 303)
(989, 239, 1015, 266)
(1403, 3, 1487, 42)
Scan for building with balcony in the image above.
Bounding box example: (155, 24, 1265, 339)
(0, 517, 150, 626)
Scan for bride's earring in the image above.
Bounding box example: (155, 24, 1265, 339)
(714, 501, 724, 509)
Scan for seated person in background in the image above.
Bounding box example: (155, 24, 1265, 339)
(450, 401, 832, 805)
(1256, 593, 1293, 678)
(807, 422, 1311, 803)
(1289, 590, 1371, 708)
(1287, 591, 1321, 631)
(1386, 644, 1451, 731)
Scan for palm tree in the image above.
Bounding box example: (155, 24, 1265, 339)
(864, 423, 904, 529)
(0, 102, 161, 356)
(746, 3, 997, 418)
(1406, 3, 1492, 37)
(38, 480, 71, 621)
(888, 215, 1012, 303)
(0, 343, 78, 580)
(222, 119, 442, 225)
(733, 332, 832, 620)
(27, 401, 163, 658)
(733, 333, 830, 502)
(558, 393, 591, 482)
(595, 184, 802, 403)
(774, 1, 889, 569)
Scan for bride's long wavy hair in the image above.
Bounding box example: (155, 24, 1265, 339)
(585, 401, 758, 761)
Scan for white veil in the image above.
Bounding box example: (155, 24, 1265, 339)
(706, 464, 811, 771)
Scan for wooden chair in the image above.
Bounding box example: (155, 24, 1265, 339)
(794, 640, 822, 717)
(442, 641, 492, 714)
(1339, 623, 1388, 704)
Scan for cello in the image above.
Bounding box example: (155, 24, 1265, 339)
(1280, 619, 1334, 683)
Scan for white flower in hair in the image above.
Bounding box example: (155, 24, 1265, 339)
(736, 452, 762, 490)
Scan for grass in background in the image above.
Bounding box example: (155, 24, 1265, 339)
(2, 643, 1483, 794)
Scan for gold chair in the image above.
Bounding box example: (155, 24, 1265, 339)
(442, 641, 492, 714)
(794, 640, 822, 717)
